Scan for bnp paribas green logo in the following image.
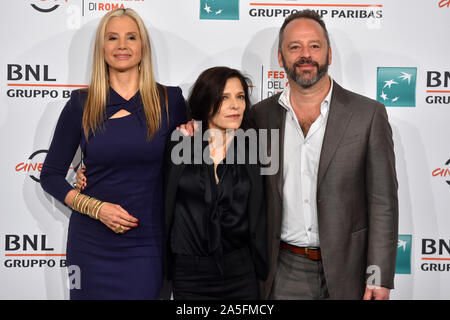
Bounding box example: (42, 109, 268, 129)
(200, 0, 239, 20)
(396, 235, 412, 274)
(377, 67, 417, 107)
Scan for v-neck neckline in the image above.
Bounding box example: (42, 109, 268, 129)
(109, 87, 140, 105)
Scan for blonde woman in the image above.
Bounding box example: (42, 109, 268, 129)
(40, 8, 187, 299)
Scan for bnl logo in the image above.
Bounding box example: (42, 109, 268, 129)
(396, 235, 412, 274)
(200, 0, 239, 20)
(377, 67, 417, 107)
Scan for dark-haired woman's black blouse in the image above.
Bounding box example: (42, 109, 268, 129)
(170, 144, 251, 273)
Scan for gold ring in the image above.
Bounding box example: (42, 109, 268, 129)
(115, 225, 124, 233)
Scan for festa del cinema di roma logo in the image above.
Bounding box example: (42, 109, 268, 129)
(432, 159, 450, 186)
(31, 0, 129, 14)
(31, 0, 68, 13)
(376, 67, 417, 107)
(15, 149, 81, 183)
(200, 0, 240, 20)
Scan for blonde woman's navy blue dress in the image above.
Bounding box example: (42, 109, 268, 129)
(40, 86, 187, 299)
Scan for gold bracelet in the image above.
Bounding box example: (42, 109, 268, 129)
(88, 199, 102, 219)
(79, 195, 89, 213)
(72, 192, 81, 211)
(71, 191, 103, 220)
(74, 193, 85, 212)
(94, 202, 105, 220)
(86, 198, 97, 217)
(83, 197, 94, 216)
(79, 195, 90, 214)
(75, 195, 84, 212)
(81, 195, 103, 220)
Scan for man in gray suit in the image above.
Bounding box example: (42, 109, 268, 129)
(249, 10, 398, 300)
(180, 10, 398, 300)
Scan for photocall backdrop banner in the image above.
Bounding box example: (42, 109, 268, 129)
(1, 0, 449, 299)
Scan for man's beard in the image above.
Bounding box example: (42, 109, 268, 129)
(281, 52, 329, 88)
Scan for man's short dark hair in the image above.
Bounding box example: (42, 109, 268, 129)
(278, 10, 330, 50)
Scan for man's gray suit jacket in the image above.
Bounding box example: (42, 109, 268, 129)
(249, 81, 399, 300)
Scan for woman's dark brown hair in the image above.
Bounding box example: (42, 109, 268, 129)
(187, 66, 252, 130)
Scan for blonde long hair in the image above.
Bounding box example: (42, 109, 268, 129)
(82, 8, 167, 140)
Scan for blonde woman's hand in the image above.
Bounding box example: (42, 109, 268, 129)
(97, 202, 139, 234)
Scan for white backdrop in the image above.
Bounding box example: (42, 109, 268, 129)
(1, 0, 450, 299)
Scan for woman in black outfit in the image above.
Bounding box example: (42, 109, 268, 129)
(163, 67, 267, 300)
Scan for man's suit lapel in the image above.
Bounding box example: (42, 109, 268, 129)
(317, 82, 353, 188)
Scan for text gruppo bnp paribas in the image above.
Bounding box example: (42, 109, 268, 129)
(249, 7, 383, 19)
